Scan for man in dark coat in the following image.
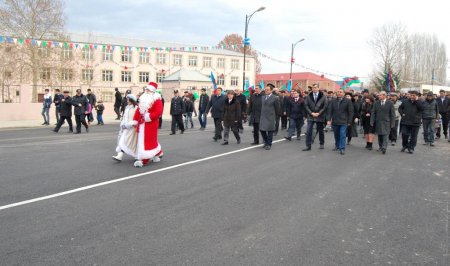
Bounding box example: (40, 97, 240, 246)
(206, 87, 225, 141)
(284, 90, 306, 141)
(370, 91, 396, 154)
(198, 88, 209, 130)
(303, 84, 328, 151)
(114, 88, 122, 120)
(279, 90, 289, 130)
(421, 92, 438, 146)
(86, 89, 97, 123)
(436, 89, 449, 139)
(399, 90, 424, 153)
(53, 88, 64, 125)
(272, 87, 282, 136)
(327, 89, 354, 155)
(53, 90, 73, 133)
(222, 90, 241, 145)
(247, 85, 264, 145)
(170, 90, 185, 135)
(71, 89, 89, 134)
(234, 89, 247, 133)
(259, 85, 281, 150)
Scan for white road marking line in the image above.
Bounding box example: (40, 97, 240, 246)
(0, 139, 286, 211)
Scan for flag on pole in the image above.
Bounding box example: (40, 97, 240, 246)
(245, 79, 249, 92)
(287, 79, 292, 92)
(259, 80, 264, 90)
(210, 71, 217, 91)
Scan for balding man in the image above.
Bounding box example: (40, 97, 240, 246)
(327, 89, 354, 155)
(371, 91, 396, 154)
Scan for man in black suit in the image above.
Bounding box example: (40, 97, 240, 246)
(436, 89, 449, 139)
(247, 85, 264, 145)
(53, 90, 73, 133)
(206, 87, 225, 141)
(284, 90, 306, 141)
(371, 91, 396, 154)
(279, 90, 289, 130)
(303, 84, 328, 151)
(198, 88, 209, 130)
(327, 89, 354, 155)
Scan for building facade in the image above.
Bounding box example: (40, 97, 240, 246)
(257, 72, 340, 92)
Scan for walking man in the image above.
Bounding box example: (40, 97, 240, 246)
(53, 90, 73, 133)
(327, 89, 354, 155)
(206, 87, 225, 141)
(422, 92, 438, 146)
(284, 90, 306, 141)
(71, 89, 89, 134)
(86, 89, 97, 123)
(248, 85, 264, 145)
(303, 84, 328, 151)
(198, 88, 209, 130)
(436, 89, 449, 139)
(114, 88, 122, 120)
(234, 89, 247, 133)
(399, 91, 424, 154)
(169, 90, 185, 135)
(259, 84, 281, 150)
(53, 88, 63, 125)
(279, 90, 289, 130)
(41, 89, 52, 126)
(371, 91, 395, 154)
(388, 92, 401, 145)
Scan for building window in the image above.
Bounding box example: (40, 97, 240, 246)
(231, 59, 240, 70)
(173, 54, 183, 66)
(61, 69, 73, 81)
(245, 60, 250, 70)
(217, 75, 225, 86)
(82, 69, 94, 81)
(102, 70, 113, 82)
(103, 49, 113, 61)
(38, 47, 49, 58)
(40, 68, 50, 80)
(231, 76, 239, 86)
(203, 57, 212, 68)
(121, 71, 132, 82)
(139, 52, 150, 64)
(62, 47, 73, 60)
(217, 58, 225, 68)
(156, 73, 165, 83)
(157, 53, 166, 64)
(82, 48, 94, 60)
(139, 72, 150, 83)
(188, 56, 197, 67)
(121, 50, 132, 62)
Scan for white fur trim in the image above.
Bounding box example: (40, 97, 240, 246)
(145, 84, 157, 92)
(134, 161, 144, 168)
(144, 113, 151, 122)
(136, 124, 161, 160)
(116, 128, 137, 157)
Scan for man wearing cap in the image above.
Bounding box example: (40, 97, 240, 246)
(71, 89, 89, 134)
(198, 88, 209, 130)
(399, 91, 424, 154)
(436, 89, 449, 139)
(422, 92, 438, 146)
(170, 90, 185, 135)
(388, 92, 401, 145)
(133, 82, 164, 167)
(371, 91, 395, 154)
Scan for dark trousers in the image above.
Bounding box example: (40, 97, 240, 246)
(252, 122, 260, 143)
(224, 124, 240, 142)
(389, 120, 399, 142)
(171, 114, 184, 133)
(438, 112, 448, 137)
(198, 110, 207, 128)
(159, 117, 163, 129)
(287, 117, 304, 138)
(378, 134, 388, 150)
(305, 121, 324, 147)
(213, 118, 223, 139)
(54, 116, 73, 132)
(274, 116, 280, 134)
(114, 106, 121, 118)
(401, 125, 420, 150)
(55, 108, 61, 124)
(422, 118, 435, 144)
(88, 112, 94, 122)
(281, 115, 288, 129)
(75, 114, 88, 133)
(332, 124, 347, 150)
(260, 130, 274, 146)
(237, 114, 244, 130)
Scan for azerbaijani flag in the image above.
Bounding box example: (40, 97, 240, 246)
(287, 79, 292, 92)
(244, 85, 254, 97)
(259, 80, 264, 90)
(210, 71, 217, 91)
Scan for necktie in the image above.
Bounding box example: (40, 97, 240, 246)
(295, 98, 298, 102)
(266, 95, 269, 100)
(382, 101, 385, 106)
(314, 94, 317, 102)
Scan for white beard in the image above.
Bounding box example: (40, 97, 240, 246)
(138, 92, 161, 114)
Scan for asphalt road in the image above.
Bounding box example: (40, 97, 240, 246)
(0, 121, 449, 265)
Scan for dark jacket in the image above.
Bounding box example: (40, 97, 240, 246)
(206, 94, 225, 118)
(422, 99, 438, 119)
(247, 92, 264, 124)
(170, 96, 185, 115)
(71, 94, 89, 115)
(370, 100, 396, 135)
(223, 98, 241, 127)
(235, 94, 247, 114)
(43, 95, 52, 109)
(114, 91, 122, 107)
(436, 96, 449, 114)
(279, 95, 290, 114)
(399, 99, 424, 126)
(53, 93, 64, 110)
(95, 103, 105, 115)
(327, 97, 354, 125)
(59, 96, 73, 117)
(184, 100, 194, 113)
(260, 94, 281, 131)
(305, 92, 328, 122)
(198, 94, 210, 112)
(86, 93, 97, 108)
(286, 97, 306, 119)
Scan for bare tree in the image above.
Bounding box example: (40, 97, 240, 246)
(0, 0, 66, 101)
(218, 33, 262, 74)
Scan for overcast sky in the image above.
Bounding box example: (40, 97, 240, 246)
(65, 0, 449, 82)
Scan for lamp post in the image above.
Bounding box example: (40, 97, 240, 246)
(289, 38, 305, 81)
(243, 6, 265, 91)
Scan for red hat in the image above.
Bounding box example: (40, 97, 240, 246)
(145, 82, 158, 92)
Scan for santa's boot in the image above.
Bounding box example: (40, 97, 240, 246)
(134, 160, 144, 168)
(112, 152, 124, 162)
(152, 151, 164, 163)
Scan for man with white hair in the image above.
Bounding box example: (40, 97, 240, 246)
(132, 82, 164, 167)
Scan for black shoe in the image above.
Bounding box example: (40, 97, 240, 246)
(52, 129, 58, 133)
(408, 149, 414, 154)
(86, 127, 89, 133)
(180, 130, 184, 134)
(170, 132, 176, 135)
(297, 136, 301, 141)
(284, 137, 292, 141)
(319, 145, 324, 149)
(213, 137, 218, 142)
(401, 147, 406, 152)
(382, 149, 386, 154)
(221, 141, 229, 145)
(45, 123, 50, 126)
(217, 136, 222, 140)
(302, 147, 311, 151)
(250, 142, 259, 145)
(430, 143, 435, 147)
(68, 130, 73, 133)
(237, 139, 241, 144)
(265, 145, 272, 150)
(340, 150, 345, 155)
(368, 146, 373, 151)
(41, 122, 47, 125)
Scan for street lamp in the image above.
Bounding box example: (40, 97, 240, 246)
(243, 6, 265, 91)
(289, 38, 305, 80)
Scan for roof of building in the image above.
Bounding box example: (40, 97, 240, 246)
(69, 32, 248, 58)
(162, 69, 211, 82)
(257, 72, 336, 82)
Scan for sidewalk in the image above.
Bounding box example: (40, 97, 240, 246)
(0, 117, 121, 129)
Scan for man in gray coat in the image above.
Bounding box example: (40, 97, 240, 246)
(371, 91, 396, 154)
(259, 84, 281, 150)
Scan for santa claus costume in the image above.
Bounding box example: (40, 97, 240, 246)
(133, 82, 164, 167)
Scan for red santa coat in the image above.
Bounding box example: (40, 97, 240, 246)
(133, 93, 163, 160)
